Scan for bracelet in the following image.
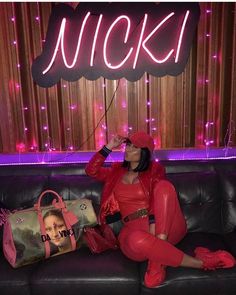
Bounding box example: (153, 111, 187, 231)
(149, 214, 155, 224)
(99, 145, 112, 157)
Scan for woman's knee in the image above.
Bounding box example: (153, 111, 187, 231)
(154, 180, 177, 201)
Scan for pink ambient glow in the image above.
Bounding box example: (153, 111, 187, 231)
(103, 15, 134, 69)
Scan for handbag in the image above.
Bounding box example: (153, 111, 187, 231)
(83, 224, 119, 254)
(1, 190, 97, 268)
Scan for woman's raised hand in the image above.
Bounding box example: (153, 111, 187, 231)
(106, 135, 126, 150)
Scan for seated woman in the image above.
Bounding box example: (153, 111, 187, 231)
(85, 131, 236, 288)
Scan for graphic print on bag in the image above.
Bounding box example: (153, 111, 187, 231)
(42, 209, 78, 256)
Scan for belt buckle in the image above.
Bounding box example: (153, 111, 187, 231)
(137, 208, 147, 218)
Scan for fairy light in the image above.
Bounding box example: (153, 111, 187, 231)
(204, 122, 214, 147)
(70, 104, 77, 110)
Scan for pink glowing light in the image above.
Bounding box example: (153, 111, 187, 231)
(90, 14, 103, 67)
(122, 101, 127, 108)
(11, 17, 15, 22)
(142, 12, 175, 64)
(35, 16, 40, 21)
(103, 15, 134, 69)
(43, 12, 91, 74)
(175, 10, 189, 63)
(13, 40, 17, 45)
(43, 126, 48, 130)
(16, 142, 26, 152)
(24, 127, 28, 131)
(70, 105, 77, 110)
(41, 106, 46, 110)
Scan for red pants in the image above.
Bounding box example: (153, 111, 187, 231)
(118, 180, 187, 267)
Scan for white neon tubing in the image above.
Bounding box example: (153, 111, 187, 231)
(142, 12, 175, 63)
(43, 12, 90, 74)
(103, 15, 133, 69)
(133, 14, 148, 69)
(175, 10, 190, 63)
(90, 14, 103, 67)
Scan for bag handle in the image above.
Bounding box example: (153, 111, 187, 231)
(35, 189, 65, 211)
(35, 190, 78, 258)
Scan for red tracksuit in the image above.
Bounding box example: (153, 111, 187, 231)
(85, 152, 187, 267)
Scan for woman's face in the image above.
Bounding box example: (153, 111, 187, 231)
(124, 142, 141, 162)
(44, 215, 70, 248)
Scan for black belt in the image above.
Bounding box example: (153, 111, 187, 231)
(123, 208, 148, 222)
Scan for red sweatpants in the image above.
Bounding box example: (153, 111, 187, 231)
(118, 180, 187, 267)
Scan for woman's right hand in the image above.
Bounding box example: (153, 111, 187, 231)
(106, 135, 126, 150)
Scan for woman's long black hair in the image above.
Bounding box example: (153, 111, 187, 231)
(122, 139, 151, 172)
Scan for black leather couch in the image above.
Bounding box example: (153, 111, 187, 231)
(0, 158, 236, 295)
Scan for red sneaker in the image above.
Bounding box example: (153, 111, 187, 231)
(144, 261, 166, 288)
(194, 247, 236, 270)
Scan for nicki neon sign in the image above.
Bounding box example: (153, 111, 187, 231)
(32, 2, 200, 88)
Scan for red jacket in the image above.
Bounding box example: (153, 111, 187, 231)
(85, 152, 166, 224)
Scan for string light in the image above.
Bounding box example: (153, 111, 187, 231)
(70, 104, 77, 110)
(204, 122, 214, 147)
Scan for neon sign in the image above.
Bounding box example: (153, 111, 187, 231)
(32, 2, 200, 88)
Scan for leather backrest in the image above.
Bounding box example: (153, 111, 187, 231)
(167, 171, 222, 234)
(219, 171, 236, 233)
